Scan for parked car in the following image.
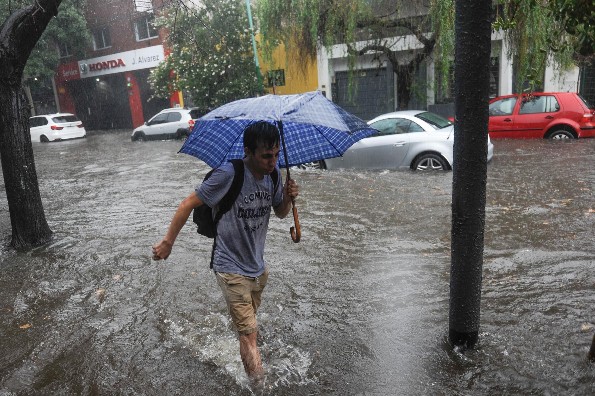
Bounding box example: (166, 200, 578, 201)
(303, 111, 494, 171)
(488, 92, 595, 139)
(29, 113, 87, 143)
(131, 107, 201, 141)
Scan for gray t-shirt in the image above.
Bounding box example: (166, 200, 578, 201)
(196, 161, 283, 277)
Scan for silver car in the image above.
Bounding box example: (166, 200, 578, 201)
(314, 110, 494, 171)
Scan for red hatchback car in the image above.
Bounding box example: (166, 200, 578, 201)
(488, 92, 595, 139)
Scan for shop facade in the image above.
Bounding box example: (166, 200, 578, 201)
(54, 45, 177, 131)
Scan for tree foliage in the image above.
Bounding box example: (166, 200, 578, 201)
(258, 0, 435, 108)
(492, 0, 578, 92)
(0, 0, 90, 83)
(149, 0, 263, 111)
(547, 0, 594, 58)
(257, 0, 591, 100)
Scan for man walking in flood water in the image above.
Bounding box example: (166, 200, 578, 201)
(152, 121, 299, 386)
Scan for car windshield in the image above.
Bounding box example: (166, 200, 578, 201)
(52, 115, 79, 123)
(189, 109, 201, 119)
(414, 112, 452, 129)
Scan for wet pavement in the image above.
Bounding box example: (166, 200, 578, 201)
(0, 131, 594, 395)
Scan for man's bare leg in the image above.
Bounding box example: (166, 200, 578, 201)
(239, 331, 264, 384)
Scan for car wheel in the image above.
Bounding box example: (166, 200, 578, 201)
(132, 132, 146, 142)
(40, 135, 49, 143)
(547, 128, 575, 140)
(297, 160, 326, 170)
(412, 153, 449, 171)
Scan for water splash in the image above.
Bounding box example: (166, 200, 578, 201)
(161, 312, 315, 391)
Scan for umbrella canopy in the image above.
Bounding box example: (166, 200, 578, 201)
(179, 91, 377, 168)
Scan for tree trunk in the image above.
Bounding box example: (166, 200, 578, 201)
(24, 85, 36, 116)
(395, 65, 412, 110)
(448, 0, 492, 349)
(0, 0, 62, 249)
(391, 42, 435, 110)
(0, 85, 52, 248)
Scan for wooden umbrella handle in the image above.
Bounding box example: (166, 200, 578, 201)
(290, 201, 301, 243)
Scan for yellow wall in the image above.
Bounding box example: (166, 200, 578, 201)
(258, 40, 318, 95)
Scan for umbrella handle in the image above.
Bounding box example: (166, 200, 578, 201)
(278, 121, 301, 243)
(290, 200, 301, 243)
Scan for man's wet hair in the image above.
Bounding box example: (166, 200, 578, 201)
(243, 121, 280, 153)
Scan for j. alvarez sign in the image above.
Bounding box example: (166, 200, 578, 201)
(78, 45, 165, 78)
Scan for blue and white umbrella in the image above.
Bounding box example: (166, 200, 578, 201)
(179, 91, 377, 242)
(179, 91, 376, 168)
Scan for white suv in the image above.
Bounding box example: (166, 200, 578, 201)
(131, 107, 201, 141)
(29, 113, 87, 142)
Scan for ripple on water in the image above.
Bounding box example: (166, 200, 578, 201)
(1, 135, 593, 394)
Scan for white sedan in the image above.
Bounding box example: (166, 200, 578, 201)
(29, 113, 87, 143)
(313, 110, 494, 171)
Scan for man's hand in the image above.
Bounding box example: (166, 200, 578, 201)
(152, 239, 172, 260)
(275, 178, 299, 219)
(152, 192, 204, 261)
(284, 178, 299, 201)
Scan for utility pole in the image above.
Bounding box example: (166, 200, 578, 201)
(449, 0, 492, 349)
(245, 0, 264, 94)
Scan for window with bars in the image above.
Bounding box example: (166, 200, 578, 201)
(92, 27, 111, 50)
(134, 15, 158, 41)
(58, 42, 71, 58)
(435, 65, 454, 104)
(489, 56, 500, 98)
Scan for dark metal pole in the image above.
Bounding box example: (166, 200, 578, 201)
(245, 0, 264, 94)
(449, 0, 492, 349)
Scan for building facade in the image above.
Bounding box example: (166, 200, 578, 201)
(316, 27, 594, 121)
(53, 0, 177, 130)
(258, 39, 318, 96)
(49, 0, 319, 131)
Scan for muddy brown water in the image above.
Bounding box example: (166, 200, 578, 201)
(1, 132, 594, 395)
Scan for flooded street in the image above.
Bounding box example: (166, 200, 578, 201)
(1, 132, 594, 395)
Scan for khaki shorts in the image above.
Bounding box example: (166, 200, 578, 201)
(215, 269, 269, 335)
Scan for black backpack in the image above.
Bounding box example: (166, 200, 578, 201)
(193, 160, 281, 267)
(193, 159, 245, 238)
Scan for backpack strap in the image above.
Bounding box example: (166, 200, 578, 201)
(210, 159, 244, 269)
(213, 159, 245, 225)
